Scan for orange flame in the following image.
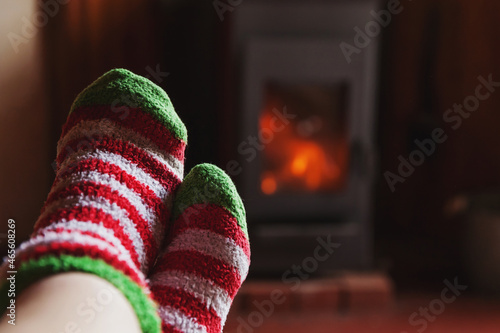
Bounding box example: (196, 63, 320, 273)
(287, 140, 341, 191)
(259, 107, 347, 195)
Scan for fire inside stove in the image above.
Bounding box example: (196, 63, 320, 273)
(260, 82, 350, 195)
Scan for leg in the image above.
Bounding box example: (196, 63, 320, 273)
(0, 68, 187, 332)
(148, 163, 250, 333)
(0, 273, 141, 333)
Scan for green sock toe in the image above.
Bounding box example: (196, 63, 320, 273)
(172, 163, 247, 237)
(70, 68, 187, 142)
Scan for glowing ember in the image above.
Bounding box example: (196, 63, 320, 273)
(261, 173, 278, 195)
(286, 140, 343, 192)
(259, 107, 348, 195)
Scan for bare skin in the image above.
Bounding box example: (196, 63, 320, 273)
(0, 272, 142, 333)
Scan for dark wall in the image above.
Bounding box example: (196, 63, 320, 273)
(42, 0, 221, 173)
(376, 0, 500, 287)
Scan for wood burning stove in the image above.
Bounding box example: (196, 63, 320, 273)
(231, 0, 380, 274)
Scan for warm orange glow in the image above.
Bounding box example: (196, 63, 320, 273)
(259, 102, 348, 194)
(287, 141, 342, 191)
(291, 154, 308, 176)
(261, 173, 278, 195)
(259, 112, 274, 132)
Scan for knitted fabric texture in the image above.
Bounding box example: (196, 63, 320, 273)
(148, 163, 250, 333)
(70, 68, 187, 142)
(0, 68, 187, 333)
(172, 164, 247, 238)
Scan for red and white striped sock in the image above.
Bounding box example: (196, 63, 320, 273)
(0, 68, 187, 333)
(148, 163, 250, 333)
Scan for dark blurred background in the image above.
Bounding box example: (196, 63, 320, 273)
(3, 0, 500, 331)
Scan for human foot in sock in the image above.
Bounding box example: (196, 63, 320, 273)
(148, 163, 250, 333)
(0, 68, 187, 332)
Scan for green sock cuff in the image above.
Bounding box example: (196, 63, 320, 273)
(0, 255, 160, 333)
(172, 163, 248, 237)
(70, 68, 187, 142)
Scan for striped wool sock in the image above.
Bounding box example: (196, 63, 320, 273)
(0, 68, 187, 333)
(148, 163, 250, 333)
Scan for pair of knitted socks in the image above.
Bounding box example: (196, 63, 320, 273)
(0, 69, 250, 333)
